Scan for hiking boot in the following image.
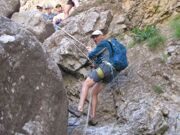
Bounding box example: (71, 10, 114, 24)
(68, 106, 82, 118)
(88, 118, 98, 126)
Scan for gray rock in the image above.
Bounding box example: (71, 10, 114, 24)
(109, 14, 127, 36)
(44, 34, 88, 73)
(0, 17, 67, 135)
(166, 41, 180, 69)
(0, 0, 20, 17)
(116, 15, 125, 24)
(82, 11, 100, 33)
(11, 12, 55, 42)
(96, 10, 113, 33)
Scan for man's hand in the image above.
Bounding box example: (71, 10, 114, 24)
(86, 46, 92, 52)
(90, 63, 95, 68)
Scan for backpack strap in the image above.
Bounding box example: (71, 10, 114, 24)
(91, 47, 107, 59)
(106, 40, 114, 57)
(96, 47, 107, 56)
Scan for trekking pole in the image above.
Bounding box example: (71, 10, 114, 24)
(57, 25, 93, 63)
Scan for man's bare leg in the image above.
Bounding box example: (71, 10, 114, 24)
(64, 4, 73, 19)
(91, 83, 103, 118)
(78, 77, 95, 112)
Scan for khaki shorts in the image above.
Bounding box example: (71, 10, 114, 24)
(88, 62, 117, 83)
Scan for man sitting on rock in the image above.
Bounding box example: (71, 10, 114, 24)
(54, 4, 63, 14)
(69, 30, 118, 126)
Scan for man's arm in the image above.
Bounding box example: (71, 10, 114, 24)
(88, 44, 106, 60)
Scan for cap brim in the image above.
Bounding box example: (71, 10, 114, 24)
(90, 34, 100, 38)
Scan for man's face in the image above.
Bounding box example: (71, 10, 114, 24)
(56, 7, 62, 12)
(45, 8, 52, 14)
(92, 35, 99, 44)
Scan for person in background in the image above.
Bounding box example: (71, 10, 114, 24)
(53, 4, 65, 30)
(54, 4, 63, 14)
(64, 0, 79, 19)
(68, 30, 118, 126)
(42, 3, 57, 22)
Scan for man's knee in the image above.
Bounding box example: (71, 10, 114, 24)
(84, 77, 95, 88)
(92, 83, 103, 96)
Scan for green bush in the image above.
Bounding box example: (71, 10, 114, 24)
(132, 25, 166, 50)
(96, 0, 105, 4)
(132, 25, 157, 42)
(152, 85, 164, 94)
(170, 15, 180, 39)
(147, 34, 166, 50)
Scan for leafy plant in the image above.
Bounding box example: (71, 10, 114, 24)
(170, 15, 180, 39)
(152, 85, 164, 94)
(132, 25, 157, 42)
(131, 25, 166, 50)
(96, 0, 105, 4)
(147, 33, 166, 50)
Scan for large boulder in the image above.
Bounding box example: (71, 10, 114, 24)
(0, 0, 20, 17)
(0, 17, 67, 135)
(11, 12, 55, 42)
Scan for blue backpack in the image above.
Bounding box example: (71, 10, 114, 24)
(107, 38, 128, 71)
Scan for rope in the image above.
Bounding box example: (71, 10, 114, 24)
(57, 26, 87, 48)
(56, 25, 95, 135)
(71, 41, 92, 62)
(56, 26, 116, 135)
(82, 63, 114, 135)
(57, 25, 93, 63)
(83, 89, 93, 135)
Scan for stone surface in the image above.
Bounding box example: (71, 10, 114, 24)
(11, 11, 55, 42)
(59, 1, 179, 134)
(108, 45, 180, 135)
(108, 10, 128, 36)
(67, 45, 180, 135)
(124, 0, 179, 27)
(0, 17, 67, 135)
(13, 0, 180, 135)
(166, 41, 180, 69)
(0, 0, 20, 17)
